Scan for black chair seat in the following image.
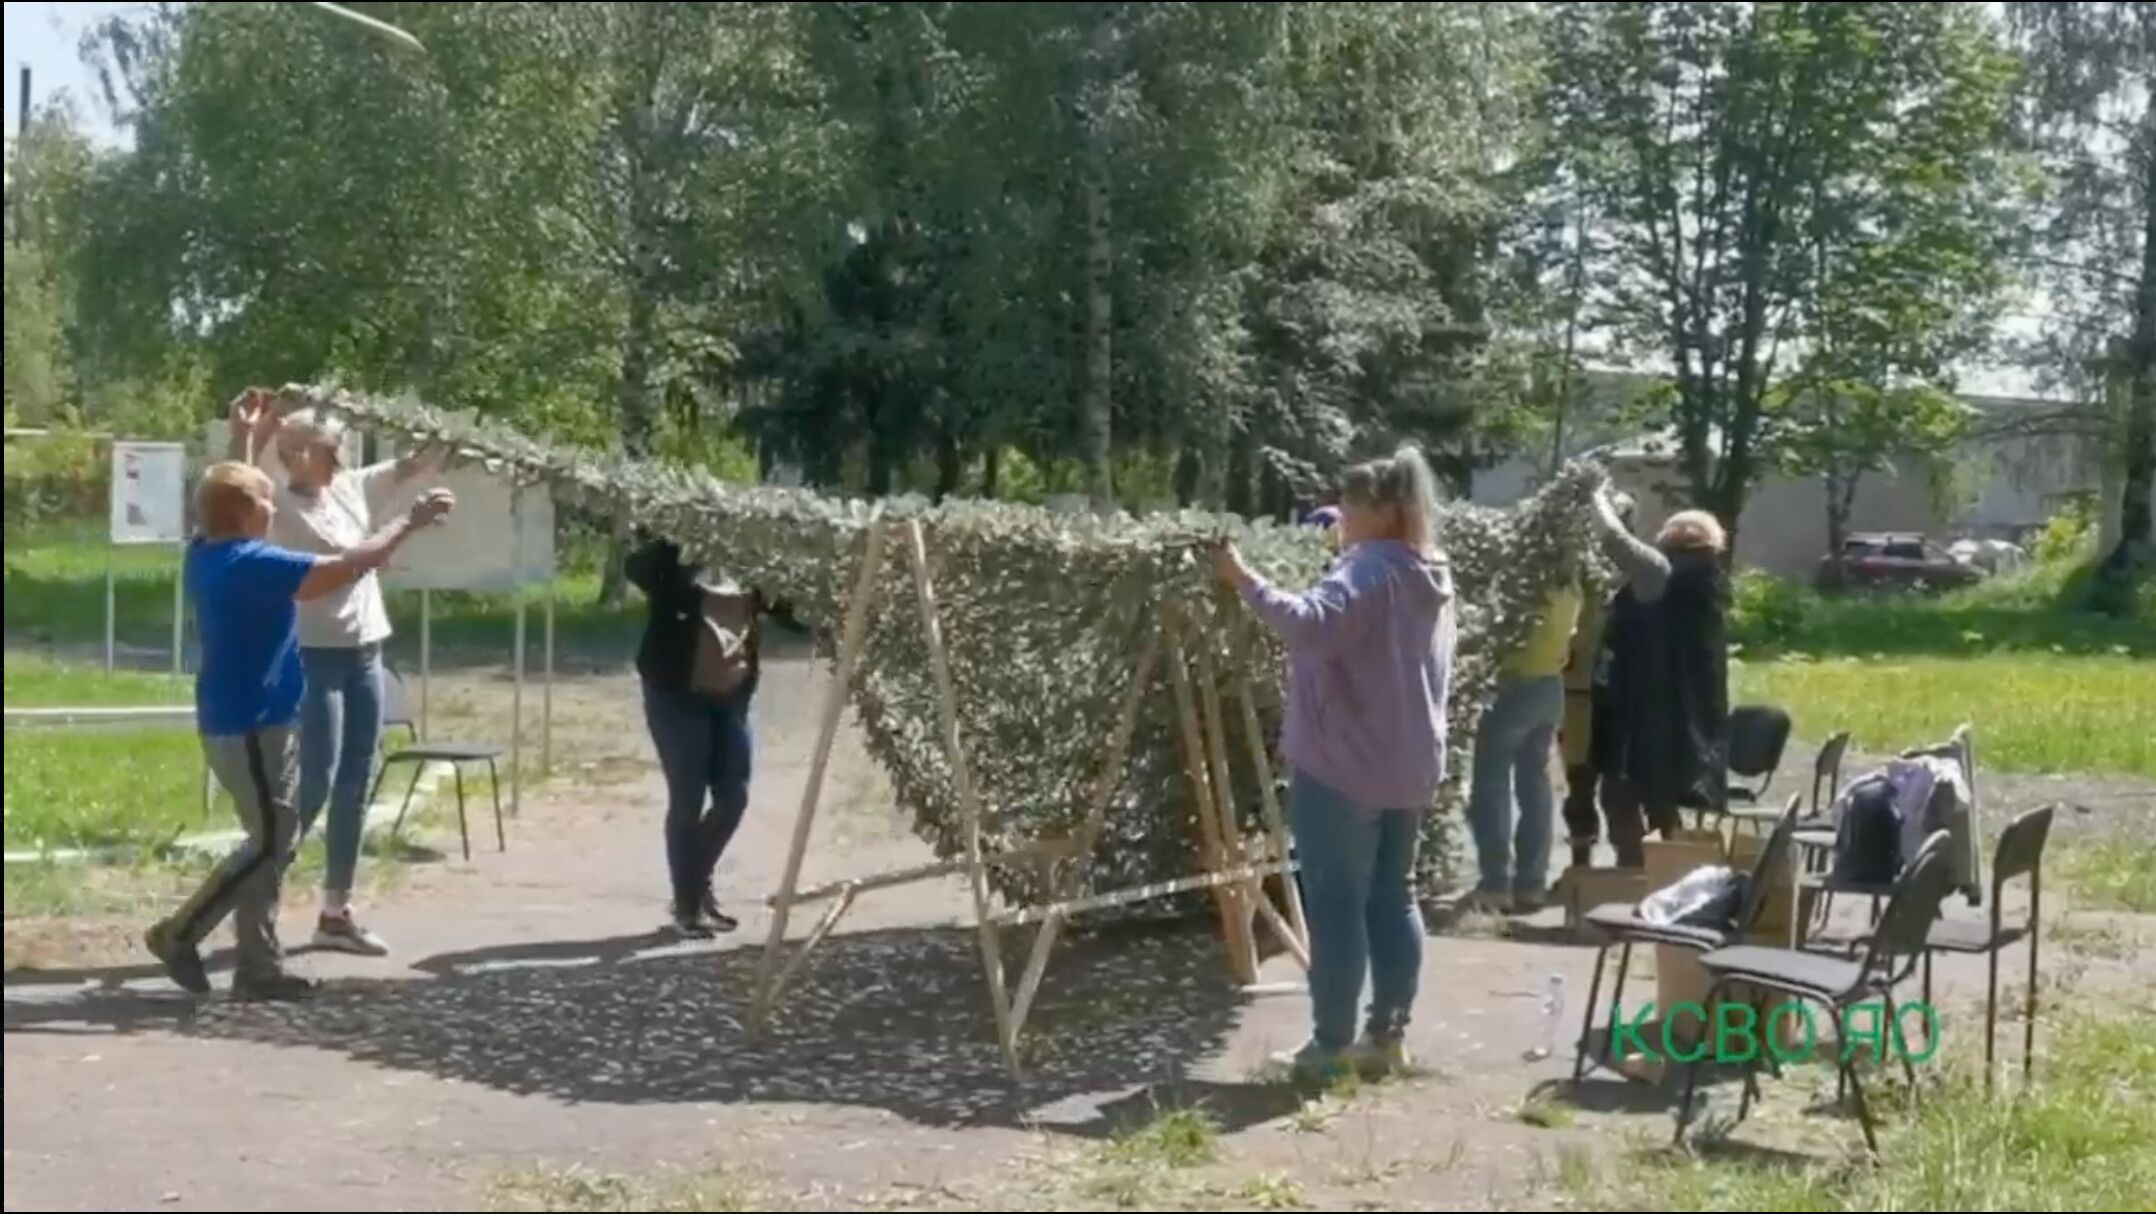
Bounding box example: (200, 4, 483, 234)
(1726, 786, 1759, 805)
(1832, 915, 2027, 956)
(1584, 902, 1732, 950)
(1697, 943, 1869, 1001)
(389, 742, 504, 763)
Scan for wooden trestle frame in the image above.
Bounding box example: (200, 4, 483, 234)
(743, 517, 1310, 1073)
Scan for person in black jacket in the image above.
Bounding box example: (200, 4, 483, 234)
(625, 532, 761, 937)
(1587, 490, 1731, 867)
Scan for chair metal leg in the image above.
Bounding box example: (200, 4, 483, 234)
(1922, 950, 1934, 1010)
(1983, 937, 2001, 1092)
(1844, 1059, 1881, 1159)
(486, 758, 506, 852)
(1738, 1047, 1763, 1123)
(452, 766, 471, 862)
(1674, 978, 1726, 1146)
(1885, 989, 1917, 1093)
(388, 763, 425, 840)
(1603, 941, 1634, 1068)
(2024, 916, 2040, 1090)
(1574, 942, 1610, 1083)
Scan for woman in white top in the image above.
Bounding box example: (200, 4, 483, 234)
(230, 392, 441, 955)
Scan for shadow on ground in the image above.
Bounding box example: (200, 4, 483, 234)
(6, 920, 1248, 1130)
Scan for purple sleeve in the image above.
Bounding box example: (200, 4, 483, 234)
(240, 542, 320, 602)
(1239, 562, 1366, 654)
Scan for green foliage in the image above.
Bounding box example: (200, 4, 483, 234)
(2032, 496, 2097, 566)
(1546, 2, 2026, 526)
(2, 431, 108, 526)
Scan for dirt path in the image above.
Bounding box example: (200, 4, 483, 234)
(7, 654, 2152, 1212)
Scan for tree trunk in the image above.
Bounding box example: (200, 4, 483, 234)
(1225, 427, 1258, 517)
(1077, 2, 1117, 512)
(1820, 467, 1856, 591)
(934, 423, 963, 502)
(2092, 146, 2155, 611)
(983, 445, 1002, 499)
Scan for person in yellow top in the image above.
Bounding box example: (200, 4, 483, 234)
(1466, 578, 1582, 911)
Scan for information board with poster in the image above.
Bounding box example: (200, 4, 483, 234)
(109, 442, 189, 545)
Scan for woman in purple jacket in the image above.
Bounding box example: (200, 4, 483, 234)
(1216, 447, 1457, 1081)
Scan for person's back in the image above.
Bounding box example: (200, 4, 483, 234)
(189, 537, 310, 736)
(1254, 538, 1457, 814)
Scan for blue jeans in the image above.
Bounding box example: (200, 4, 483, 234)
(641, 683, 753, 912)
(1468, 674, 1563, 897)
(1289, 770, 1426, 1053)
(296, 644, 384, 900)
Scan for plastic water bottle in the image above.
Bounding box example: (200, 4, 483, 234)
(1523, 973, 1565, 1061)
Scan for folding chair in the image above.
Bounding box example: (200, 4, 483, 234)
(1698, 705, 1791, 830)
(1677, 831, 1957, 1157)
(1782, 730, 1853, 856)
(1799, 724, 1977, 943)
(1572, 793, 1802, 1083)
(1734, 728, 1846, 838)
(369, 666, 506, 862)
(1908, 804, 2053, 1091)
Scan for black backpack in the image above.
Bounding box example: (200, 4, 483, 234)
(1831, 774, 1902, 885)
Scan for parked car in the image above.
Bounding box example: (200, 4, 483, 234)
(1817, 532, 1986, 592)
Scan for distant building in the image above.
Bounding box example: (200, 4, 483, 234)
(1466, 370, 2105, 578)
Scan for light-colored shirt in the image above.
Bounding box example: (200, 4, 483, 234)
(1239, 540, 1458, 813)
(266, 459, 408, 649)
(1505, 584, 1582, 678)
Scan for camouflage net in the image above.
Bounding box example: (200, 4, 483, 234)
(299, 385, 1611, 911)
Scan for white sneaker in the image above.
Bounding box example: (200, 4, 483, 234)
(312, 912, 390, 957)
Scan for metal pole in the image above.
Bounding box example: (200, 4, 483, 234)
(419, 588, 432, 740)
(542, 590, 555, 777)
(171, 559, 185, 674)
(512, 596, 526, 819)
(104, 548, 116, 672)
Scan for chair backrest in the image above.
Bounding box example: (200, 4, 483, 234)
(1861, 831, 1956, 979)
(381, 665, 415, 731)
(1991, 803, 2054, 890)
(1734, 793, 1803, 932)
(1810, 731, 1851, 814)
(1728, 706, 1793, 779)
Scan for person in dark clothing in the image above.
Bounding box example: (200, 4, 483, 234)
(1560, 493, 1633, 869)
(625, 533, 762, 938)
(1586, 490, 1731, 867)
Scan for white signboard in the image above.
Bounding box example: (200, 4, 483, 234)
(379, 463, 556, 592)
(109, 442, 189, 545)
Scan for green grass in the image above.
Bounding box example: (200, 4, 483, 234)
(1733, 653, 2155, 778)
(4, 725, 208, 851)
(1567, 1002, 2156, 1212)
(3, 653, 192, 707)
(486, 1164, 767, 1213)
(2056, 836, 2156, 914)
(1730, 563, 2153, 660)
(5, 520, 642, 667)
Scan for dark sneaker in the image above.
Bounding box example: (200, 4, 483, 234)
(698, 891, 739, 934)
(145, 924, 211, 996)
(312, 911, 390, 957)
(666, 906, 715, 940)
(231, 972, 319, 1003)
